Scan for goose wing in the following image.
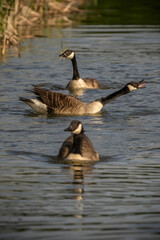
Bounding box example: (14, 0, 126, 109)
(58, 135, 73, 160)
(83, 78, 103, 89)
(33, 86, 83, 110)
(81, 134, 99, 160)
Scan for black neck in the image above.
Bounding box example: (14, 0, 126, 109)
(72, 133, 84, 154)
(71, 55, 80, 80)
(97, 86, 130, 106)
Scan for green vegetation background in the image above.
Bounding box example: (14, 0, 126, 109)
(82, 0, 160, 25)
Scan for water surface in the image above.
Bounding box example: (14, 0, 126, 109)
(0, 25, 160, 240)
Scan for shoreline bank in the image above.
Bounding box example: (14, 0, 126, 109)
(0, 0, 87, 56)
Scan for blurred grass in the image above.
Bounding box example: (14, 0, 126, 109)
(0, 0, 85, 56)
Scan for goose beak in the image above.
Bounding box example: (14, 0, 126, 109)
(64, 126, 72, 132)
(59, 52, 65, 58)
(138, 79, 147, 88)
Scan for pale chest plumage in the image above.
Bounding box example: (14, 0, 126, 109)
(66, 153, 89, 160)
(85, 101, 103, 114)
(66, 78, 87, 90)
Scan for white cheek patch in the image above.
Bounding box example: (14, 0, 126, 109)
(68, 51, 75, 59)
(127, 85, 137, 92)
(72, 123, 82, 134)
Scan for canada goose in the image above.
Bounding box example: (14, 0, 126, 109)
(58, 120, 99, 161)
(59, 49, 103, 90)
(19, 80, 146, 115)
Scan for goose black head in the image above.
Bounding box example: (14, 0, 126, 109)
(59, 49, 75, 60)
(126, 79, 147, 92)
(64, 120, 84, 134)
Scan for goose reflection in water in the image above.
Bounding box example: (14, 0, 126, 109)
(63, 160, 95, 219)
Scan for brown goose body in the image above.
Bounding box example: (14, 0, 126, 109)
(19, 80, 146, 115)
(83, 77, 103, 89)
(58, 120, 99, 161)
(20, 86, 103, 115)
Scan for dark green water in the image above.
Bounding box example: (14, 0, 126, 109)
(80, 0, 160, 25)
